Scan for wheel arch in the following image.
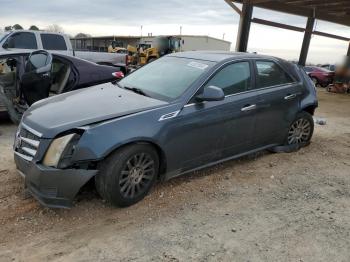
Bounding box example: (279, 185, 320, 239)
(301, 104, 317, 116)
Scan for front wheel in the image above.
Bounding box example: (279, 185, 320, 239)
(95, 144, 159, 207)
(285, 111, 314, 146)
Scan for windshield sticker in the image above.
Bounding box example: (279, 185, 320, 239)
(187, 61, 208, 70)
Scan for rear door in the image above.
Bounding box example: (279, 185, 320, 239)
(253, 60, 302, 147)
(39, 33, 69, 55)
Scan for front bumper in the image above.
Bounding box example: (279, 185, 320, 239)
(14, 153, 98, 208)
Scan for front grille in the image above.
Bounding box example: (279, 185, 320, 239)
(14, 124, 42, 162)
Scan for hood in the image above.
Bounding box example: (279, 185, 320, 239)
(22, 83, 168, 138)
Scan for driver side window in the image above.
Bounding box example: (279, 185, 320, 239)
(205, 62, 251, 96)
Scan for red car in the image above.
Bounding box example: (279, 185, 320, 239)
(304, 66, 335, 87)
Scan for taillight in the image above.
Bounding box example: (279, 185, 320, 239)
(112, 71, 124, 79)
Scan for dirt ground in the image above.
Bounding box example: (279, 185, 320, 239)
(0, 89, 349, 262)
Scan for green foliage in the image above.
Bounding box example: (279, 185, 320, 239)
(29, 25, 39, 30)
(12, 24, 23, 30)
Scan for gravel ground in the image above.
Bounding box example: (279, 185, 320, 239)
(0, 89, 349, 262)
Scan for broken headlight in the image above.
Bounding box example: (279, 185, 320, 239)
(43, 133, 81, 169)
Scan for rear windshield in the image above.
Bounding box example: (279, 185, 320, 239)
(118, 57, 214, 101)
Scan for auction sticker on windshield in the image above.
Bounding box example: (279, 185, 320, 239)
(187, 61, 208, 70)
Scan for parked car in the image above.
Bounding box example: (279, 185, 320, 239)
(304, 66, 335, 87)
(0, 30, 128, 70)
(321, 64, 336, 72)
(0, 50, 124, 123)
(14, 51, 318, 208)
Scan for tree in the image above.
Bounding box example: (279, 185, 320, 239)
(4, 26, 12, 31)
(75, 33, 91, 38)
(29, 25, 39, 31)
(12, 24, 23, 30)
(46, 24, 64, 33)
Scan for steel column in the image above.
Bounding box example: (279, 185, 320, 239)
(299, 16, 315, 66)
(235, 1, 253, 52)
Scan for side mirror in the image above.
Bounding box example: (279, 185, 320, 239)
(25, 50, 53, 74)
(2, 42, 8, 49)
(196, 86, 225, 102)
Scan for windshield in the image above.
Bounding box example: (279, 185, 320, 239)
(317, 67, 331, 73)
(0, 32, 9, 43)
(118, 57, 214, 101)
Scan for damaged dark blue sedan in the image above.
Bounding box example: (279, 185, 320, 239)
(14, 51, 318, 208)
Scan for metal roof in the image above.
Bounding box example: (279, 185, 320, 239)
(233, 0, 350, 27)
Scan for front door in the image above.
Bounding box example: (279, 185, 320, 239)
(4, 32, 38, 53)
(164, 61, 258, 173)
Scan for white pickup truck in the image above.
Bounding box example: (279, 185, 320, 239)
(0, 30, 127, 69)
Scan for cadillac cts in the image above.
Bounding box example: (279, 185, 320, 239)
(14, 51, 318, 208)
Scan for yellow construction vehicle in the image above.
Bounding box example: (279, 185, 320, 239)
(108, 40, 128, 54)
(128, 36, 181, 66)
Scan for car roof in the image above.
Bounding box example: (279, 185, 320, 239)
(0, 50, 93, 64)
(4, 30, 68, 36)
(168, 51, 281, 63)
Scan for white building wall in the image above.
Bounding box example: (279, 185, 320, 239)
(141, 35, 231, 52)
(180, 36, 231, 51)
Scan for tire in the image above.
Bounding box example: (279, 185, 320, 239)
(147, 58, 157, 63)
(95, 144, 159, 207)
(285, 111, 314, 147)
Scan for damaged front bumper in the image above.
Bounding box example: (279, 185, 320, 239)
(14, 153, 97, 208)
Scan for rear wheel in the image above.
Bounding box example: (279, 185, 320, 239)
(95, 144, 159, 207)
(285, 111, 314, 146)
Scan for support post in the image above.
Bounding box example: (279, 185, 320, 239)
(347, 42, 350, 57)
(235, 1, 253, 52)
(298, 16, 315, 66)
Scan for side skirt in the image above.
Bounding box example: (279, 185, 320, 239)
(164, 144, 278, 181)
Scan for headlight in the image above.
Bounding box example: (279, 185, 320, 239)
(43, 133, 80, 168)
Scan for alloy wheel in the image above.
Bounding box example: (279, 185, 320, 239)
(287, 118, 311, 145)
(119, 153, 155, 198)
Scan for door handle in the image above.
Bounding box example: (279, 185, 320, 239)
(284, 94, 297, 100)
(241, 104, 256, 112)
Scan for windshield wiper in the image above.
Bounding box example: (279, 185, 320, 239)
(123, 86, 149, 97)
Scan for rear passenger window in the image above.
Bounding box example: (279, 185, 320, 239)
(6, 32, 37, 49)
(256, 61, 293, 88)
(41, 34, 67, 50)
(205, 62, 251, 96)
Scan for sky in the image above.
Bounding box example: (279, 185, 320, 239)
(0, 0, 349, 64)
